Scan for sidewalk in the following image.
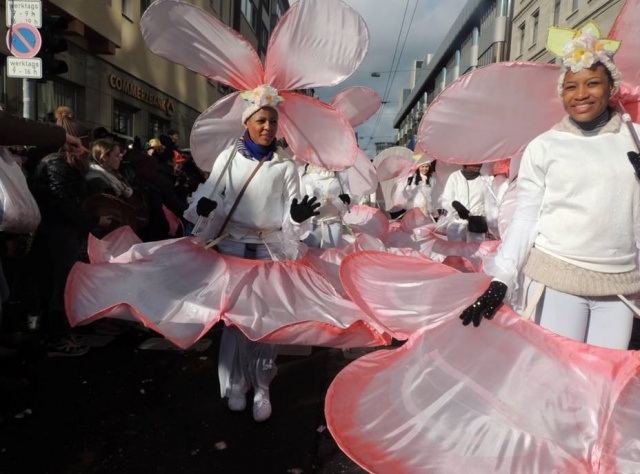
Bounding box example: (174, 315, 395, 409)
(0, 324, 367, 474)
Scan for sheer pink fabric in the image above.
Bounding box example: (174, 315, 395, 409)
(417, 62, 566, 165)
(65, 228, 390, 349)
(327, 251, 640, 473)
(329, 87, 382, 196)
(343, 205, 389, 242)
(330, 86, 382, 128)
(141, 0, 368, 171)
(347, 149, 378, 197)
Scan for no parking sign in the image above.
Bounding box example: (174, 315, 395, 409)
(6, 22, 41, 58)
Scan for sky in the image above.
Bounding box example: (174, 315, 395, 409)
(293, 0, 468, 157)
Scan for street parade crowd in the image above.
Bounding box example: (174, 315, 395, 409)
(1, 0, 640, 471)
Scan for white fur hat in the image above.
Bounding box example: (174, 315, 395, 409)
(241, 84, 284, 123)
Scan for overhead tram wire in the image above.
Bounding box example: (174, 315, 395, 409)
(364, 0, 420, 152)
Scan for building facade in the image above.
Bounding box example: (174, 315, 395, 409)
(393, 0, 624, 148)
(512, 0, 623, 63)
(0, 0, 289, 146)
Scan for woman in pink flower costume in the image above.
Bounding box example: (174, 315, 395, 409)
(139, 0, 369, 423)
(460, 22, 640, 350)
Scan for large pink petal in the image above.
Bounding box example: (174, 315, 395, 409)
(331, 86, 382, 127)
(340, 251, 490, 339)
(347, 149, 378, 197)
(326, 307, 640, 473)
(65, 234, 389, 349)
(373, 146, 415, 181)
(264, 0, 369, 90)
(141, 0, 263, 91)
(279, 92, 358, 170)
(190, 92, 245, 171)
(343, 205, 389, 242)
(417, 62, 565, 164)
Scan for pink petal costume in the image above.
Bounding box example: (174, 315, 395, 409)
(325, 3, 640, 471)
(64, 0, 395, 422)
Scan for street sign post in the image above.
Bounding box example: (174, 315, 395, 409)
(6, 22, 41, 58)
(5, 0, 42, 27)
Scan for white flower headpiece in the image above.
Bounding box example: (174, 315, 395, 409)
(546, 21, 622, 96)
(240, 84, 285, 123)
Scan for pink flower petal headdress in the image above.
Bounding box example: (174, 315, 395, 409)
(140, 0, 369, 171)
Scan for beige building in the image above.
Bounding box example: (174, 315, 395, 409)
(0, 0, 289, 145)
(394, 0, 624, 148)
(512, 0, 623, 62)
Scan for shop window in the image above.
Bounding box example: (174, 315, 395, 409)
(122, 0, 134, 19)
(113, 100, 137, 138)
(37, 80, 78, 123)
(149, 113, 170, 139)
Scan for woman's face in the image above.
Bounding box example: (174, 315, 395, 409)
(561, 64, 613, 123)
(104, 146, 123, 170)
(246, 107, 278, 146)
(419, 164, 430, 174)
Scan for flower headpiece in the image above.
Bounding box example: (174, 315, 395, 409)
(411, 153, 431, 169)
(240, 84, 285, 123)
(546, 21, 622, 96)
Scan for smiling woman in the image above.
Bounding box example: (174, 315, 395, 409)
(460, 21, 640, 351)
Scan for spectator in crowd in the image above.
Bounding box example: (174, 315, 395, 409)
(30, 113, 112, 357)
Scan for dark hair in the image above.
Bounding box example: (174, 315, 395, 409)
(167, 129, 178, 136)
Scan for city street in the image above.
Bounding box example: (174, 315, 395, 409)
(0, 324, 368, 474)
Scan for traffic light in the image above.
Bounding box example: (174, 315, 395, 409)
(37, 14, 69, 81)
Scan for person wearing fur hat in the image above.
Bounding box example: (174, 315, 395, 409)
(460, 22, 640, 351)
(184, 84, 320, 422)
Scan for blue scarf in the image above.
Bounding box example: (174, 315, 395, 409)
(240, 130, 276, 161)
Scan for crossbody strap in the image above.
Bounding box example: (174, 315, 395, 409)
(215, 156, 267, 239)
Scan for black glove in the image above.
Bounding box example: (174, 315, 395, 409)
(290, 195, 321, 223)
(196, 197, 217, 217)
(460, 281, 508, 327)
(451, 200, 470, 219)
(628, 151, 640, 178)
(339, 194, 351, 205)
(467, 215, 488, 234)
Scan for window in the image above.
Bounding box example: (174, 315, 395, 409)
(113, 101, 137, 138)
(122, 0, 134, 19)
(37, 80, 79, 123)
(572, 0, 579, 11)
(149, 113, 170, 139)
(260, 20, 269, 48)
(518, 22, 526, 56)
(210, 0, 224, 18)
(141, 0, 153, 15)
(532, 10, 539, 44)
(553, 0, 561, 25)
(241, 0, 256, 29)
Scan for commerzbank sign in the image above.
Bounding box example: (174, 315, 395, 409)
(109, 74, 175, 116)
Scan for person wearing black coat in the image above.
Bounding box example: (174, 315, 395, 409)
(30, 150, 112, 356)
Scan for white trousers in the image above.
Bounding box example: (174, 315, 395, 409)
(446, 219, 486, 242)
(526, 281, 635, 350)
(216, 239, 278, 398)
(304, 221, 343, 249)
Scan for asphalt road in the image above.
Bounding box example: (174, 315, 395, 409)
(0, 324, 368, 474)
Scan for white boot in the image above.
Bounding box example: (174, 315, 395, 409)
(227, 385, 247, 412)
(252, 388, 272, 422)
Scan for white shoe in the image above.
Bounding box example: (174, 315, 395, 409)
(252, 390, 272, 422)
(227, 386, 246, 412)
